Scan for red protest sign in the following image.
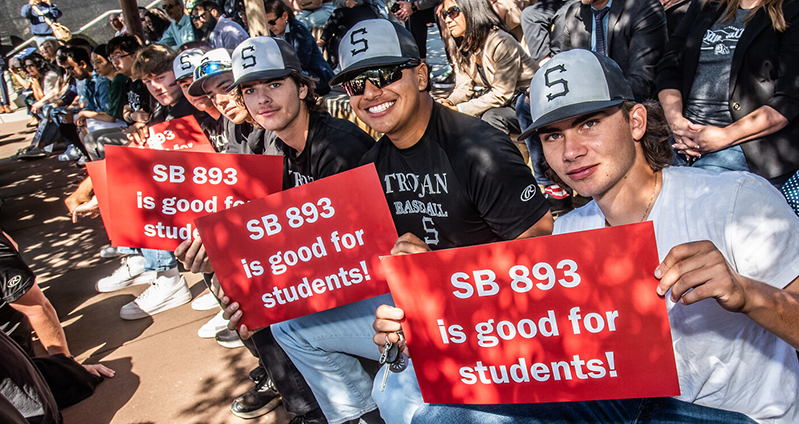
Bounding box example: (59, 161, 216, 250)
(194, 164, 398, 329)
(380, 222, 679, 405)
(85, 160, 120, 245)
(105, 146, 283, 250)
(139, 115, 215, 152)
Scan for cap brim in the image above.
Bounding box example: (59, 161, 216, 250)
(230, 69, 294, 89)
(329, 56, 412, 86)
(187, 70, 231, 97)
(517, 99, 624, 141)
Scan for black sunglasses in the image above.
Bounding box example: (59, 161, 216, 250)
(267, 18, 279, 25)
(341, 60, 421, 96)
(440, 5, 461, 20)
(163, 3, 177, 9)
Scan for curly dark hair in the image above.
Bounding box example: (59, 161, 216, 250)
(22, 52, 56, 81)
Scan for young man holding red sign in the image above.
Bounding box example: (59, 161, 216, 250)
(396, 50, 799, 424)
(229, 36, 375, 190)
(221, 20, 553, 424)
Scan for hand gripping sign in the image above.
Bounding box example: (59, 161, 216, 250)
(380, 222, 679, 405)
(104, 145, 283, 250)
(194, 164, 398, 328)
(139, 115, 216, 152)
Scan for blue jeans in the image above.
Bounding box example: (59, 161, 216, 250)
(116, 247, 177, 272)
(294, 3, 335, 28)
(411, 397, 757, 424)
(691, 145, 749, 173)
(516, 95, 553, 186)
(271, 293, 393, 424)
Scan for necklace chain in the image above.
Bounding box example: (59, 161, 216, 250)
(641, 171, 660, 222)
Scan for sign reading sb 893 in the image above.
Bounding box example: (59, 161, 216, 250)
(105, 146, 283, 251)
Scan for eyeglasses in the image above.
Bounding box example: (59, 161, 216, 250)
(190, 11, 207, 20)
(440, 5, 461, 20)
(194, 60, 232, 80)
(267, 18, 279, 25)
(341, 60, 420, 96)
(109, 52, 133, 62)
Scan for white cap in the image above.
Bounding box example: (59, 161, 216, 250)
(172, 48, 205, 81)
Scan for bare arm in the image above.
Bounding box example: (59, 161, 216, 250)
(681, 106, 790, 155)
(9, 283, 69, 356)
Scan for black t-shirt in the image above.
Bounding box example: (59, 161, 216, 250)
(281, 112, 374, 190)
(125, 79, 152, 114)
(360, 103, 549, 250)
(198, 114, 227, 152)
(0, 233, 36, 356)
(0, 331, 61, 424)
(148, 95, 203, 126)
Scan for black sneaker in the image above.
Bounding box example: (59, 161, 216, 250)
(215, 328, 244, 349)
(230, 374, 282, 419)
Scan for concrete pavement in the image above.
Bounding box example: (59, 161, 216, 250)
(0, 119, 290, 424)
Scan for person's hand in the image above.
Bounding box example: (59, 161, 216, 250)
(391, 233, 433, 256)
(221, 296, 256, 340)
(345, 0, 357, 7)
(31, 101, 43, 115)
(71, 196, 100, 223)
(60, 110, 74, 124)
(393, 1, 413, 21)
(76, 115, 87, 127)
(130, 109, 151, 123)
(124, 122, 149, 146)
(655, 240, 748, 313)
(686, 125, 732, 155)
(668, 116, 702, 158)
(65, 189, 92, 215)
(82, 363, 116, 378)
(436, 98, 458, 111)
(175, 237, 214, 273)
(373, 305, 409, 356)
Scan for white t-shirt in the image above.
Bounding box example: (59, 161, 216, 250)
(555, 166, 799, 424)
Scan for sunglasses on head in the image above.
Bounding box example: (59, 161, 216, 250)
(440, 5, 461, 20)
(341, 60, 421, 96)
(194, 60, 231, 80)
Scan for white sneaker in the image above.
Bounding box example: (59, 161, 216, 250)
(99, 246, 121, 259)
(120, 275, 192, 320)
(96, 256, 154, 293)
(198, 310, 229, 338)
(191, 291, 219, 311)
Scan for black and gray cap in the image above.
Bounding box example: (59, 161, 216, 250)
(518, 49, 634, 140)
(231, 37, 303, 89)
(187, 48, 233, 97)
(329, 19, 420, 86)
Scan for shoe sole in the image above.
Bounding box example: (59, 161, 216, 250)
(230, 396, 282, 419)
(216, 338, 245, 349)
(96, 271, 156, 293)
(199, 326, 229, 338)
(191, 293, 220, 311)
(120, 289, 192, 320)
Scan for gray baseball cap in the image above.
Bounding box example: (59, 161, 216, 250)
(230, 37, 303, 89)
(329, 19, 420, 86)
(187, 48, 233, 97)
(518, 49, 634, 140)
(173, 48, 204, 82)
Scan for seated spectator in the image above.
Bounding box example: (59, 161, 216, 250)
(109, 12, 127, 36)
(550, 0, 667, 100)
(437, 0, 536, 135)
(405, 47, 799, 424)
(172, 48, 226, 149)
(263, 0, 335, 95)
(290, 0, 336, 30)
(16, 53, 58, 129)
(657, 0, 799, 181)
(0, 230, 114, 417)
(190, 0, 249, 50)
(518, 0, 564, 64)
(74, 44, 127, 139)
(159, 0, 196, 49)
(143, 8, 173, 44)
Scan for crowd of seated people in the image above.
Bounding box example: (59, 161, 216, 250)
(4, 0, 799, 422)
